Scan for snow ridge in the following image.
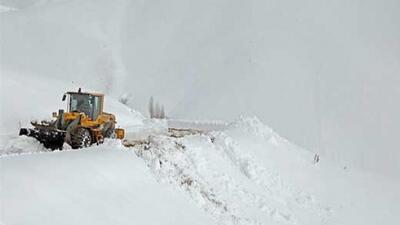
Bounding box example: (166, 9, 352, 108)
(132, 123, 331, 225)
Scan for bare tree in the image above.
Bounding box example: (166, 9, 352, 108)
(160, 105, 165, 119)
(155, 101, 161, 119)
(149, 96, 154, 118)
(149, 96, 166, 119)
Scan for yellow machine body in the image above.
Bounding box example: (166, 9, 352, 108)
(20, 89, 124, 150)
(60, 91, 125, 141)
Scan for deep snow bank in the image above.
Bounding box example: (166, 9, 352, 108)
(131, 116, 400, 225)
(222, 117, 400, 225)
(1, 116, 399, 225)
(0, 140, 213, 225)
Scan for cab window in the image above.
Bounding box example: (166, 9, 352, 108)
(69, 94, 102, 120)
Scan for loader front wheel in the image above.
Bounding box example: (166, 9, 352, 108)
(103, 123, 116, 139)
(70, 128, 92, 149)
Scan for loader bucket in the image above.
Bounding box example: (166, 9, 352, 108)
(19, 128, 66, 150)
(115, 128, 125, 139)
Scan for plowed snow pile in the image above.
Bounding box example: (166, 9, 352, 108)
(130, 117, 400, 225)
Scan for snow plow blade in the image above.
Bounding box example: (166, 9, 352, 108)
(19, 128, 65, 150)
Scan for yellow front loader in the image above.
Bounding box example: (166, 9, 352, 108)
(19, 88, 124, 150)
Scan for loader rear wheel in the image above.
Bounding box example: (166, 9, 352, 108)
(70, 128, 92, 149)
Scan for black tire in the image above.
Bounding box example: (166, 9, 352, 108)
(70, 127, 92, 149)
(103, 123, 116, 139)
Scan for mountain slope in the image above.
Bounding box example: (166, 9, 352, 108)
(1, 0, 399, 176)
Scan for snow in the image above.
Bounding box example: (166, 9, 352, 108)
(1, 0, 400, 224)
(131, 118, 400, 224)
(2, 118, 398, 225)
(223, 118, 400, 224)
(0, 140, 213, 225)
(1, 0, 399, 177)
(119, 0, 400, 177)
(0, 72, 143, 150)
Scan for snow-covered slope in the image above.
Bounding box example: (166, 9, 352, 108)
(0, 0, 128, 95)
(0, 141, 213, 225)
(1, 0, 399, 177)
(1, 1, 399, 224)
(120, 0, 400, 177)
(2, 118, 399, 225)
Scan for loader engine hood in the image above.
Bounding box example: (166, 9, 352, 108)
(63, 112, 85, 121)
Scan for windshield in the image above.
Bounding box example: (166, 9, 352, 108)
(69, 94, 102, 120)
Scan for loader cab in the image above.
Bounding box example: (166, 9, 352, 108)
(64, 91, 104, 120)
